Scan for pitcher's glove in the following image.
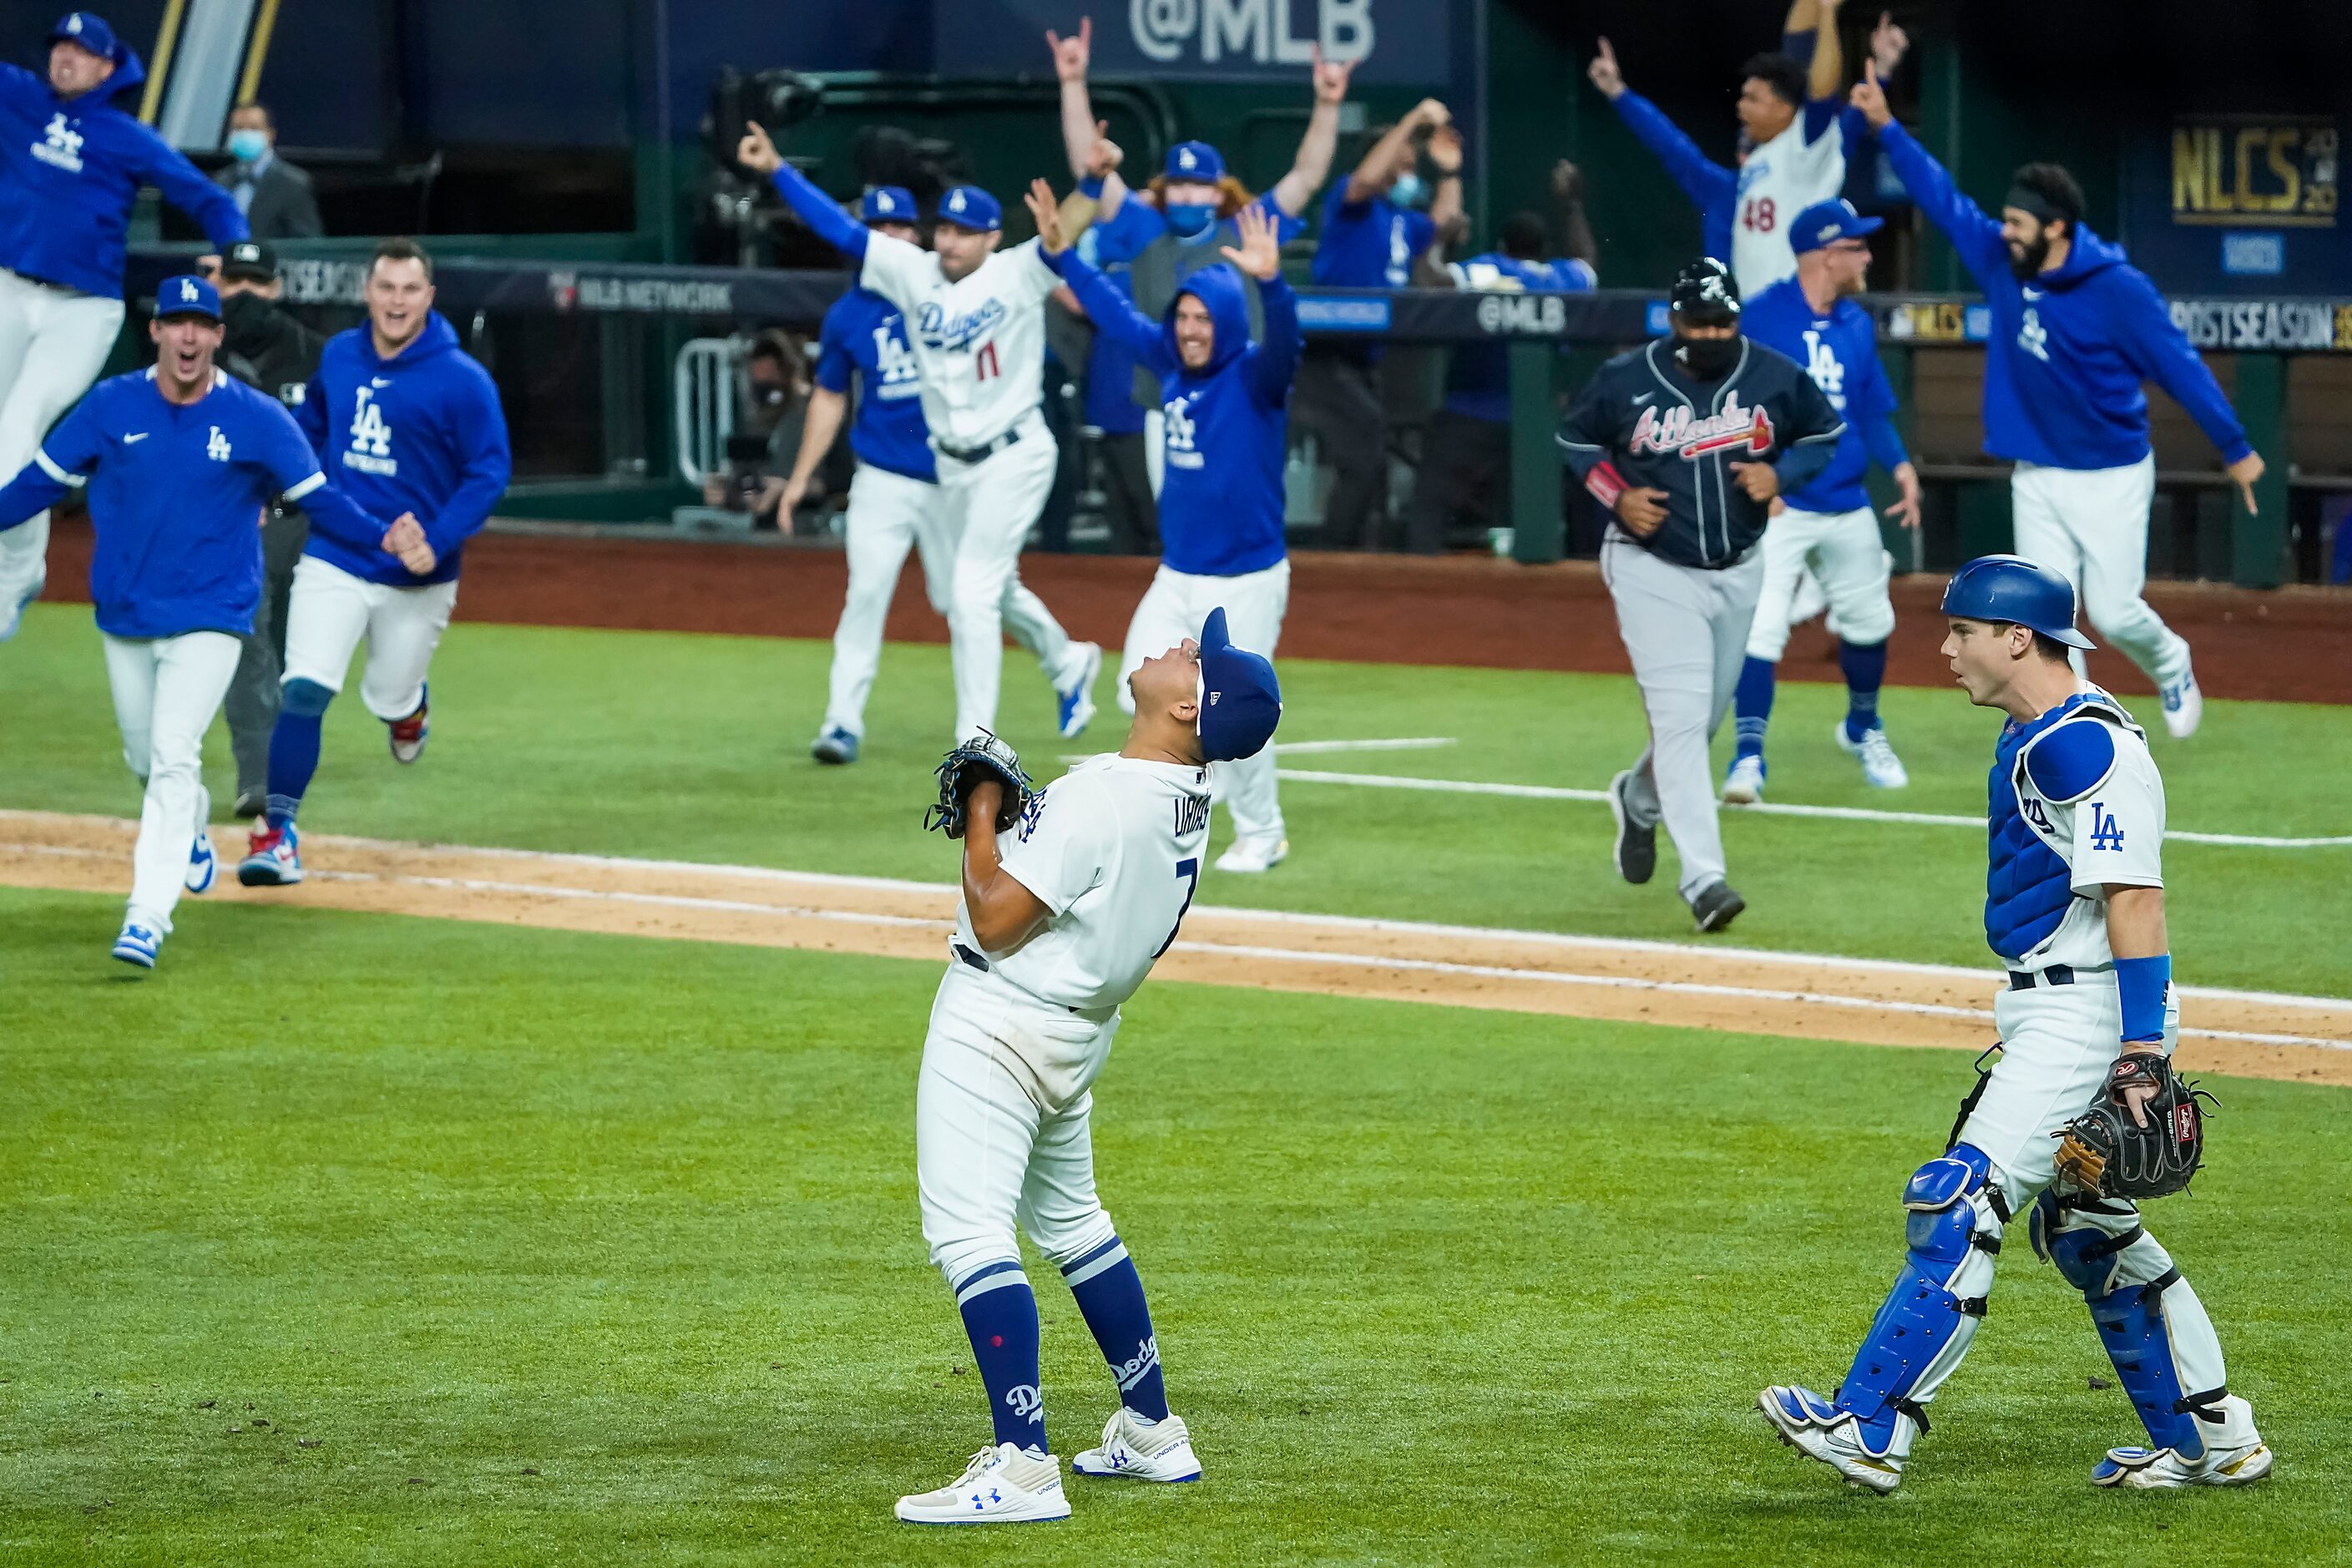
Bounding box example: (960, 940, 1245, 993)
(923, 731, 1034, 840)
(2052, 1051, 2213, 1200)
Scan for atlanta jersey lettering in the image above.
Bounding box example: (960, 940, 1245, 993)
(859, 235, 1061, 450)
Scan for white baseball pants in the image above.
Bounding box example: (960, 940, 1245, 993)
(1117, 559, 1289, 847)
(935, 412, 1085, 741)
(0, 271, 126, 638)
(281, 554, 458, 720)
(1746, 504, 1896, 661)
(102, 630, 241, 932)
(2011, 457, 2189, 690)
(1603, 529, 1763, 899)
(916, 960, 1124, 1290)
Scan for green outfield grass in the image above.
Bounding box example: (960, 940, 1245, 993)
(3, 888, 2347, 1566)
(8, 604, 2349, 994)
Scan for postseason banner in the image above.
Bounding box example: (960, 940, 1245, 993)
(2122, 115, 2346, 294)
(933, 0, 1451, 85)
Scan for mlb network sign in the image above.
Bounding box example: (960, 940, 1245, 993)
(939, 0, 1449, 84)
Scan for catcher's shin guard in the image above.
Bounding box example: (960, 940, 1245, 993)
(2031, 1194, 2230, 1456)
(1834, 1145, 2007, 1450)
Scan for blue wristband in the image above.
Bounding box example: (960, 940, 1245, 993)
(1077, 175, 1105, 199)
(2115, 953, 2172, 1044)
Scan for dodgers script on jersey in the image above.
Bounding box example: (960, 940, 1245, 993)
(1990, 689, 2165, 971)
(860, 235, 1061, 450)
(1732, 116, 1845, 296)
(955, 756, 1211, 1011)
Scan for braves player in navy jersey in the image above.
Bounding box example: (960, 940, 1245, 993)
(239, 239, 511, 887)
(1034, 187, 1303, 874)
(1557, 260, 1844, 931)
(0, 12, 250, 642)
(1726, 199, 1922, 805)
(1853, 64, 2263, 740)
(0, 276, 384, 967)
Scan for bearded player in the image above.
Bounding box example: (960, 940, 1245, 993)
(894, 609, 1280, 1524)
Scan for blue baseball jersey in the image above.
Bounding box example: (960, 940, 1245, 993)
(1740, 279, 1906, 514)
(295, 312, 511, 587)
(1075, 202, 1162, 436)
(1442, 254, 1596, 424)
(813, 287, 936, 483)
(1311, 185, 1437, 289)
(0, 368, 375, 639)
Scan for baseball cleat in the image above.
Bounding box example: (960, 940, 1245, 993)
(232, 786, 268, 821)
(893, 1443, 1071, 1525)
(0, 569, 43, 641)
(185, 828, 218, 894)
(811, 726, 860, 765)
(1608, 770, 1656, 884)
(387, 686, 429, 764)
(1834, 720, 1909, 789)
(1055, 643, 1103, 739)
(1722, 754, 1766, 804)
(2092, 1394, 2271, 1490)
(238, 822, 305, 887)
(111, 920, 161, 969)
(1758, 1385, 1906, 1494)
(1073, 1408, 1201, 1482)
(2159, 668, 2203, 739)
(1214, 835, 1287, 874)
(1690, 880, 1746, 933)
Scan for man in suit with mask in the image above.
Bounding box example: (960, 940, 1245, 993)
(213, 102, 322, 240)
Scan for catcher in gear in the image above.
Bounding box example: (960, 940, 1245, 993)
(1758, 555, 2272, 1494)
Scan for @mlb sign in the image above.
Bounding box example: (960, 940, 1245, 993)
(1129, 0, 1374, 64)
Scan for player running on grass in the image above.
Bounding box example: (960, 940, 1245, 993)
(737, 122, 1103, 748)
(895, 608, 1279, 1524)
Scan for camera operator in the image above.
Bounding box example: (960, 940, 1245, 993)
(200, 241, 326, 817)
(701, 329, 817, 528)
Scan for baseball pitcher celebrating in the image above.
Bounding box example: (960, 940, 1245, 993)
(1029, 184, 1302, 875)
(895, 609, 1281, 1524)
(1556, 259, 1844, 931)
(0, 11, 250, 641)
(1853, 63, 2263, 738)
(1760, 554, 2271, 1494)
(0, 276, 385, 967)
(738, 123, 1103, 746)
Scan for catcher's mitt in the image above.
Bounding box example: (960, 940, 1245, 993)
(2051, 1051, 2213, 1200)
(923, 731, 1034, 840)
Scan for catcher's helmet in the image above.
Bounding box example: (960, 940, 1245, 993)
(1669, 256, 1741, 322)
(1940, 554, 2096, 649)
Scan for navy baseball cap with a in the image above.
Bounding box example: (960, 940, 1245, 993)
(1941, 554, 2095, 649)
(154, 274, 221, 322)
(935, 185, 1002, 232)
(48, 11, 118, 58)
(1791, 197, 1885, 254)
(1165, 140, 1227, 184)
(861, 186, 916, 224)
(1196, 607, 1282, 762)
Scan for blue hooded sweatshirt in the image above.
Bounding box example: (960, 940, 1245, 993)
(0, 40, 248, 299)
(1051, 249, 1300, 578)
(1874, 120, 2251, 471)
(295, 311, 511, 587)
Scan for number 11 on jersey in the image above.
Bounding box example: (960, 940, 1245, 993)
(975, 341, 1000, 381)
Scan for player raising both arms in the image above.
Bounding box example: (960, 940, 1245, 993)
(737, 122, 1103, 746)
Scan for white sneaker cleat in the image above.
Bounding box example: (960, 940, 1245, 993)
(185, 828, 218, 894)
(111, 920, 162, 970)
(2159, 669, 2203, 739)
(1833, 720, 1909, 789)
(2092, 1395, 2272, 1490)
(894, 1443, 1072, 1525)
(1722, 754, 1766, 805)
(1758, 1385, 1909, 1495)
(1073, 1409, 1201, 1483)
(1056, 643, 1104, 739)
(1213, 836, 1287, 874)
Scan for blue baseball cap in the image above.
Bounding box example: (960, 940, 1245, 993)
(1791, 197, 1884, 255)
(48, 11, 118, 58)
(1196, 607, 1282, 763)
(154, 273, 220, 322)
(1941, 554, 2095, 650)
(861, 185, 916, 224)
(1165, 140, 1227, 184)
(935, 185, 1002, 232)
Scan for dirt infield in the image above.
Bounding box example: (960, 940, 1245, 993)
(33, 519, 2352, 702)
(8, 810, 2349, 1087)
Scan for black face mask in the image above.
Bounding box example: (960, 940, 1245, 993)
(1675, 331, 1741, 379)
(2007, 230, 2053, 281)
(219, 288, 276, 350)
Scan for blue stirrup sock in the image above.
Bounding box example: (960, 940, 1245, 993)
(1839, 639, 1889, 741)
(1062, 1237, 1169, 1421)
(1732, 655, 1776, 760)
(263, 679, 334, 829)
(955, 1263, 1049, 1454)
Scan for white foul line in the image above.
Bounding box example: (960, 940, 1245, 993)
(1273, 768, 2352, 849)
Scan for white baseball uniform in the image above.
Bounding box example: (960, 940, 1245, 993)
(0, 270, 124, 636)
(278, 554, 458, 721)
(2010, 456, 2188, 690)
(1116, 559, 1289, 847)
(918, 754, 1211, 1291)
(1732, 114, 1846, 297)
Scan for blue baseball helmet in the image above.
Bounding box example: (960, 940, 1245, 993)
(1940, 554, 2095, 649)
(1196, 607, 1281, 762)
